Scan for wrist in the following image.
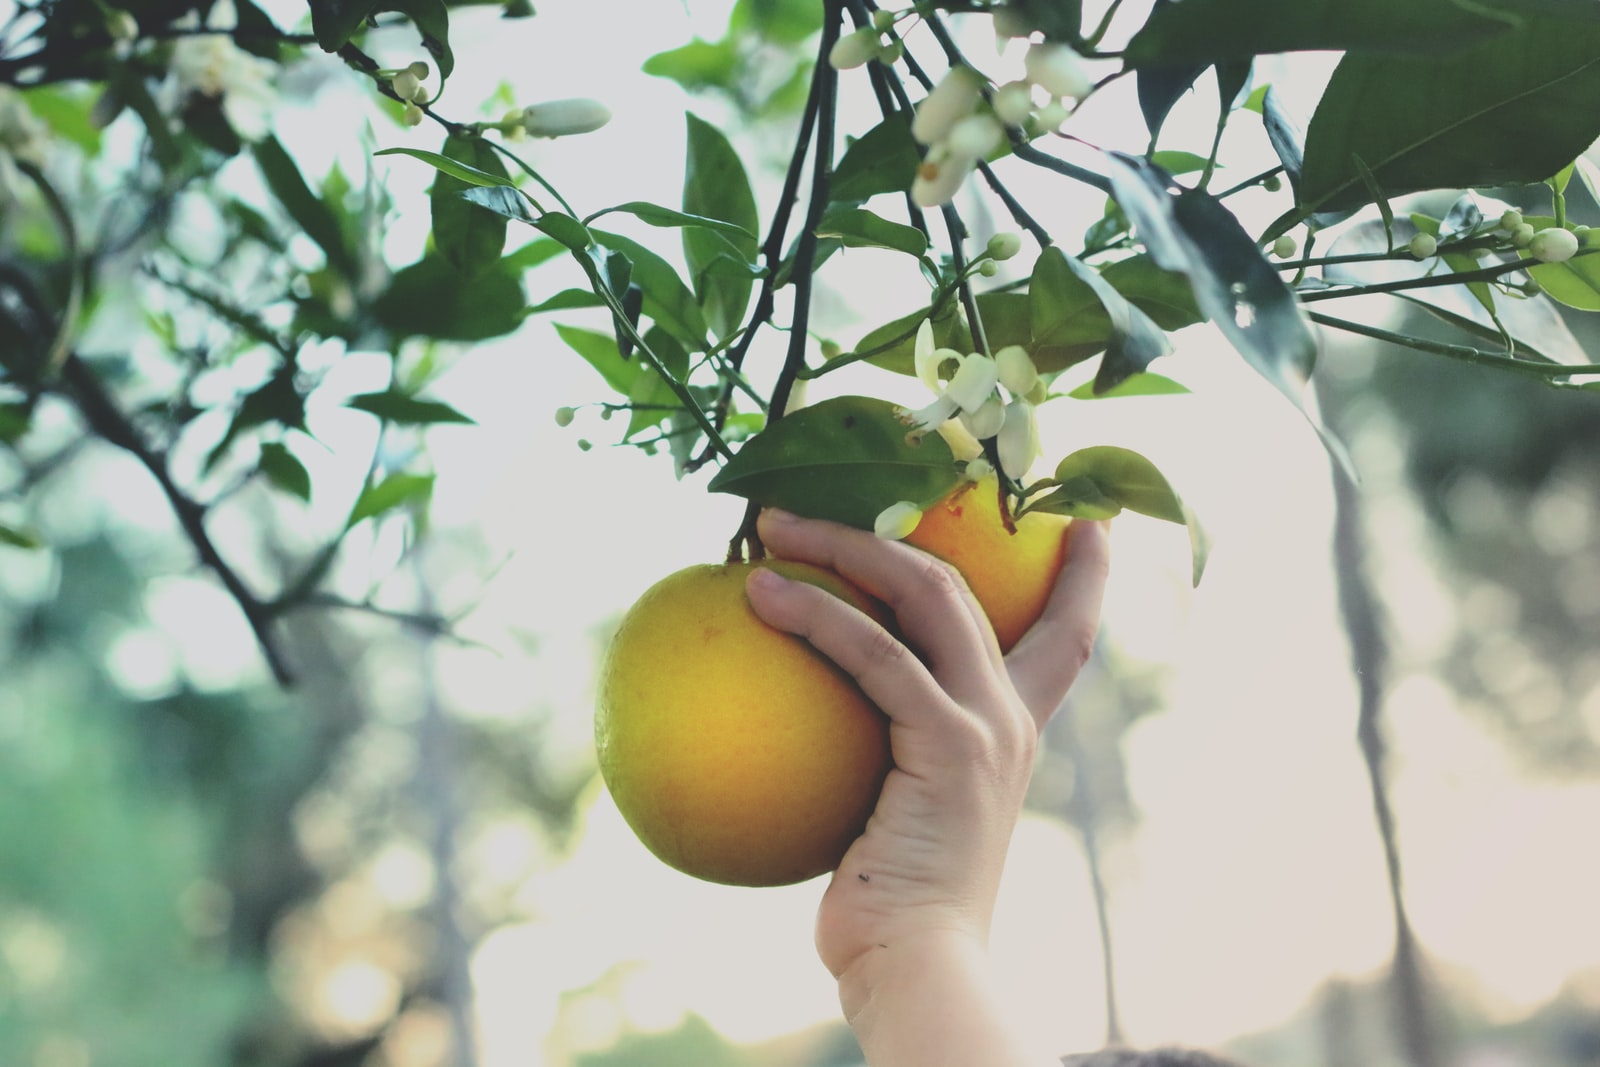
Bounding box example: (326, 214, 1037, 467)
(837, 929, 1057, 1067)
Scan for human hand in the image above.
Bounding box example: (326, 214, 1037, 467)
(743, 508, 1111, 983)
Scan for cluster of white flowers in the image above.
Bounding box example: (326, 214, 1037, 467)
(828, 10, 904, 71)
(169, 5, 277, 141)
(909, 40, 1092, 208)
(1495, 209, 1582, 264)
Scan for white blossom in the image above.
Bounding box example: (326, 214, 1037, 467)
(1024, 42, 1093, 102)
(995, 398, 1040, 479)
(994, 344, 1038, 395)
(911, 150, 975, 208)
(911, 67, 982, 146)
(1529, 227, 1580, 263)
(960, 394, 1006, 439)
(829, 27, 882, 71)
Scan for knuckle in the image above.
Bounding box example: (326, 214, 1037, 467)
(861, 621, 909, 670)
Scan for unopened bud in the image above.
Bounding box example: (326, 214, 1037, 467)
(820, 339, 842, 361)
(946, 113, 1004, 160)
(996, 399, 1040, 479)
(987, 231, 1023, 261)
(1272, 233, 1297, 259)
(402, 102, 425, 127)
(992, 81, 1034, 127)
(1407, 233, 1437, 259)
(1529, 227, 1579, 263)
(961, 394, 1006, 439)
(522, 98, 611, 138)
(875, 501, 924, 541)
(1025, 42, 1093, 101)
(994, 344, 1037, 395)
(391, 70, 421, 100)
(1511, 223, 1535, 248)
(577, 438, 592, 451)
(1032, 99, 1071, 134)
(407, 61, 431, 79)
(829, 27, 881, 71)
(978, 260, 999, 276)
(554, 406, 575, 427)
(1498, 208, 1523, 232)
(871, 8, 896, 32)
(1261, 173, 1282, 193)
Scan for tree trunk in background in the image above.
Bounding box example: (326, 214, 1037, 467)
(1330, 463, 1442, 1067)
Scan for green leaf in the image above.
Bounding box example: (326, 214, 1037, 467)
(1100, 255, 1204, 330)
(854, 292, 1037, 376)
(254, 136, 355, 275)
(347, 473, 435, 528)
(536, 211, 593, 250)
(1031, 446, 1210, 584)
(346, 391, 475, 425)
(526, 288, 606, 315)
(308, 0, 379, 51)
(831, 114, 922, 203)
(556, 323, 638, 395)
(372, 256, 524, 340)
(815, 205, 929, 257)
(592, 230, 709, 350)
(583, 201, 757, 241)
(504, 237, 569, 272)
(1067, 373, 1191, 399)
(431, 134, 510, 275)
(376, 146, 521, 188)
(642, 37, 739, 93)
(1299, 14, 1600, 214)
(1034, 247, 1172, 393)
(384, 0, 454, 78)
(1124, 0, 1514, 67)
(22, 86, 102, 154)
(258, 442, 311, 501)
(0, 522, 42, 550)
(683, 114, 759, 338)
(707, 396, 964, 531)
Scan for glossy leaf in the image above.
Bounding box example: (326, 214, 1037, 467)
(431, 134, 509, 275)
(377, 146, 520, 189)
(526, 288, 606, 315)
(1299, 14, 1600, 214)
(1030, 446, 1209, 583)
(683, 114, 759, 338)
(1527, 223, 1600, 312)
(1035, 247, 1172, 393)
(258, 442, 311, 501)
(556, 323, 637, 395)
(816, 205, 929, 257)
(1124, 0, 1513, 67)
(1106, 153, 1315, 405)
(346, 391, 475, 425)
(308, 0, 379, 51)
(373, 256, 524, 340)
(347, 473, 435, 529)
(1101, 255, 1203, 330)
(832, 114, 922, 202)
(707, 396, 963, 531)
(384, 0, 454, 79)
(592, 230, 710, 350)
(584, 201, 757, 241)
(1066, 373, 1191, 399)
(856, 292, 1036, 375)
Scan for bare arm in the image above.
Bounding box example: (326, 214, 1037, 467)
(745, 508, 1112, 1067)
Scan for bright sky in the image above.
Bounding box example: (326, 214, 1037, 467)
(171, 0, 1600, 1062)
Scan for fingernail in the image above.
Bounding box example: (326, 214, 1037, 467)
(762, 508, 798, 524)
(747, 566, 791, 592)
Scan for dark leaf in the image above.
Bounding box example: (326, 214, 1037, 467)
(707, 395, 964, 530)
(592, 229, 709, 350)
(258, 442, 311, 500)
(376, 146, 521, 188)
(346, 391, 475, 425)
(309, 0, 379, 51)
(372, 256, 524, 340)
(583, 201, 757, 241)
(458, 184, 538, 227)
(683, 114, 759, 338)
(831, 114, 922, 202)
(1299, 14, 1600, 214)
(1137, 62, 1207, 141)
(383, 0, 454, 78)
(431, 134, 510, 274)
(1260, 85, 1306, 191)
(1037, 247, 1173, 393)
(1124, 0, 1514, 67)
(815, 205, 929, 257)
(526, 288, 606, 315)
(254, 136, 355, 275)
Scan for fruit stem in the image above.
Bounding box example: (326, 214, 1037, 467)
(728, 498, 765, 563)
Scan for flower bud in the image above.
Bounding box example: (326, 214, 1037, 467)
(878, 40, 904, 65)
(1032, 99, 1071, 134)
(1261, 173, 1282, 193)
(871, 9, 896, 32)
(994, 344, 1037, 395)
(996, 399, 1039, 480)
(991, 80, 1034, 126)
(1025, 42, 1092, 102)
(987, 231, 1023, 261)
(1529, 227, 1579, 264)
(829, 27, 881, 71)
(391, 70, 421, 100)
(522, 98, 611, 138)
(978, 260, 999, 277)
(946, 113, 1004, 160)
(402, 102, 425, 127)
(991, 5, 1032, 38)
(554, 406, 575, 426)
(408, 61, 431, 79)
(820, 339, 842, 361)
(577, 438, 593, 451)
(1407, 233, 1437, 259)
(963, 455, 995, 482)
(875, 501, 924, 541)
(911, 67, 982, 146)
(1498, 208, 1523, 232)
(1272, 233, 1297, 259)
(1511, 222, 1535, 248)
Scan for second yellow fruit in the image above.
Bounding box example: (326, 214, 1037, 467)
(904, 476, 1072, 652)
(596, 560, 892, 887)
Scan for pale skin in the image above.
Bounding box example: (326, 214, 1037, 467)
(744, 507, 1113, 1067)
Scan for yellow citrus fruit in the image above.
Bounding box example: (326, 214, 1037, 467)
(596, 560, 893, 887)
(904, 475, 1072, 652)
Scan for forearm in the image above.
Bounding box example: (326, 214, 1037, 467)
(838, 930, 1060, 1067)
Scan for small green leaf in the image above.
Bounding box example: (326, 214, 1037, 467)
(1034, 247, 1172, 394)
(308, 0, 379, 51)
(556, 323, 638, 395)
(584, 201, 757, 241)
(1067, 373, 1191, 398)
(376, 146, 520, 189)
(1031, 446, 1210, 584)
(346, 391, 475, 425)
(683, 114, 759, 338)
(816, 205, 928, 257)
(642, 36, 739, 93)
(831, 114, 922, 202)
(347, 472, 435, 528)
(258, 442, 311, 501)
(707, 395, 963, 531)
(533, 211, 592, 249)
(526, 288, 606, 315)
(0, 522, 42, 550)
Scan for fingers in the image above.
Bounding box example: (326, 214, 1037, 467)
(754, 509, 1004, 699)
(1005, 519, 1111, 726)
